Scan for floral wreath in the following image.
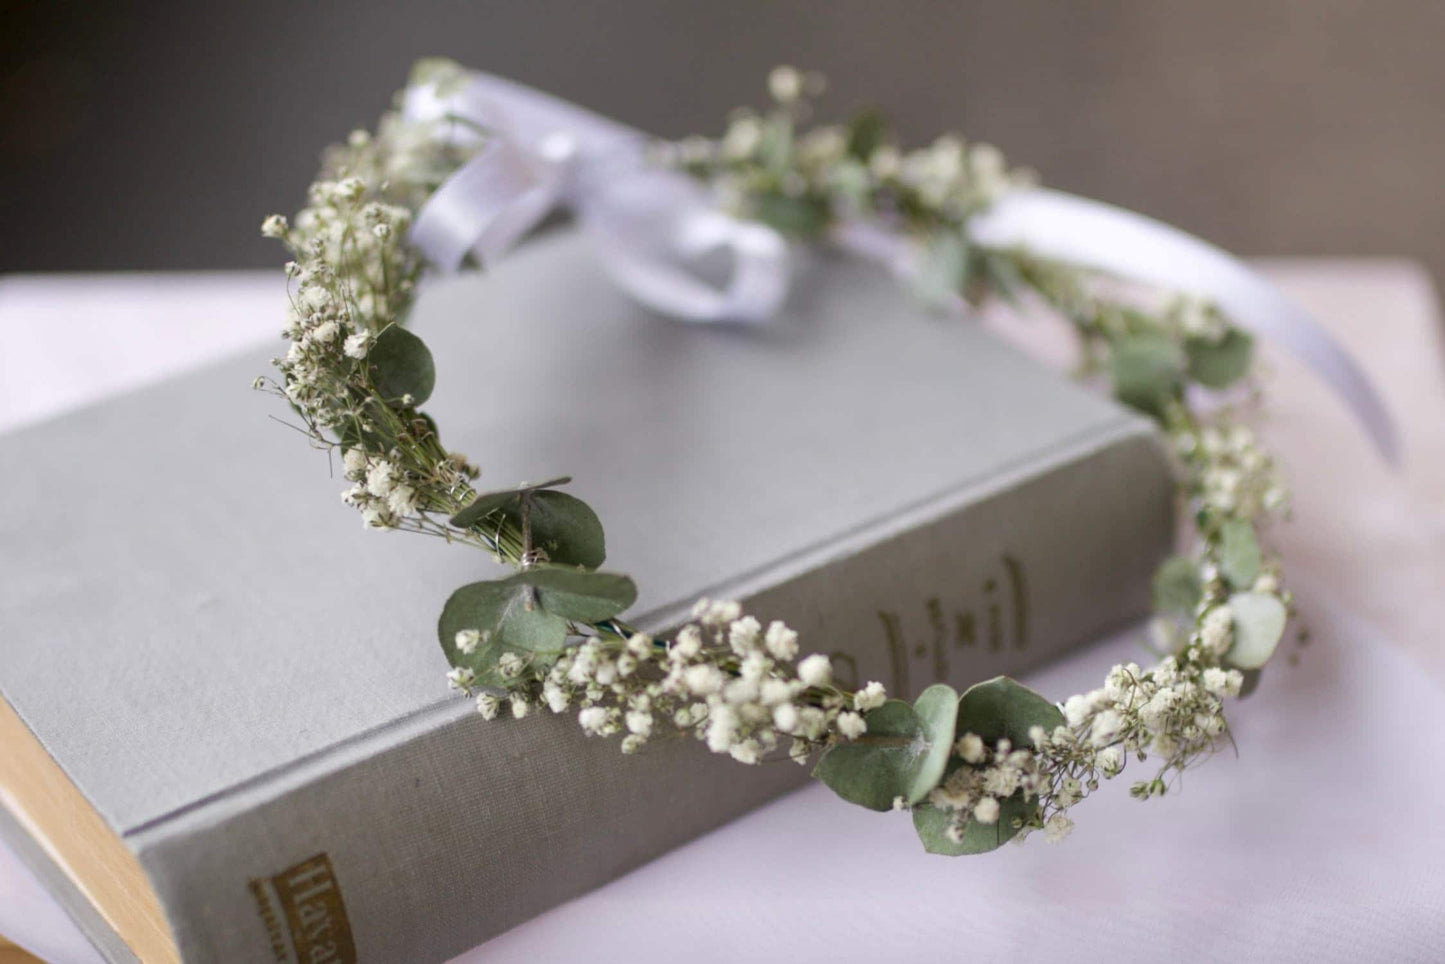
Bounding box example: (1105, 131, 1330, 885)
(256, 60, 1312, 853)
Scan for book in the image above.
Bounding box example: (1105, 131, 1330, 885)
(0, 230, 1174, 963)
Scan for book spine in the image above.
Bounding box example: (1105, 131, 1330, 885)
(129, 423, 1172, 964)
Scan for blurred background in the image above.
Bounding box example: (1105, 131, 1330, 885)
(2, 0, 1443, 281)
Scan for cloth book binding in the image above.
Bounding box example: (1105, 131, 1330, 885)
(0, 230, 1174, 962)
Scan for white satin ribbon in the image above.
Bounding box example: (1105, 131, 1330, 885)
(405, 71, 1398, 463)
(969, 189, 1400, 463)
(404, 73, 788, 323)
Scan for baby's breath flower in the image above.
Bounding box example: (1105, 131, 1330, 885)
(797, 653, 832, 688)
(854, 680, 887, 712)
(454, 628, 483, 655)
(836, 711, 867, 740)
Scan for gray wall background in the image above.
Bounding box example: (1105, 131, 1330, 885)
(3, 1, 1443, 281)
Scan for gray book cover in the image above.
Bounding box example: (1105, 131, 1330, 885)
(0, 230, 1173, 962)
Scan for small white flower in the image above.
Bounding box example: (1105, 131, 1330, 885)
(475, 692, 500, 720)
(729, 738, 762, 765)
(706, 705, 740, 752)
(1096, 744, 1125, 776)
(836, 711, 867, 740)
(973, 797, 1001, 825)
(446, 667, 475, 692)
(956, 732, 986, 765)
(543, 682, 569, 713)
(728, 616, 762, 654)
(454, 629, 483, 655)
(1043, 813, 1074, 843)
(386, 483, 419, 517)
(1090, 709, 1124, 748)
(1062, 693, 1092, 728)
(854, 681, 887, 712)
(768, 65, 803, 103)
(764, 621, 799, 661)
(260, 214, 288, 238)
(1202, 666, 1244, 698)
(343, 332, 372, 359)
(797, 653, 832, 688)
(772, 703, 799, 733)
(671, 625, 703, 660)
(509, 693, 530, 719)
(694, 599, 741, 627)
(759, 678, 795, 706)
(723, 677, 759, 705)
(1201, 606, 1234, 655)
(625, 710, 654, 737)
(683, 664, 724, 696)
(365, 460, 397, 497)
(342, 447, 368, 478)
(626, 633, 654, 658)
(310, 320, 340, 344)
(498, 652, 526, 679)
(578, 706, 610, 735)
(620, 734, 645, 754)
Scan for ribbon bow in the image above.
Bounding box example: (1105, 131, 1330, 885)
(404, 73, 788, 324)
(406, 71, 1399, 464)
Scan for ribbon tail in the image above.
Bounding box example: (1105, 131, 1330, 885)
(969, 188, 1401, 465)
(580, 172, 790, 324)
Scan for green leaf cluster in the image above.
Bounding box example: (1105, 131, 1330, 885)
(1111, 334, 1186, 418)
(1225, 591, 1287, 670)
(1152, 555, 1202, 616)
(1218, 518, 1261, 588)
(814, 676, 1062, 856)
(438, 566, 636, 686)
(813, 684, 959, 811)
(912, 676, 1063, 855)
(369, 324, 435, 405)
(450, 478, 605, 569)
(1185, 329, 1253, 389)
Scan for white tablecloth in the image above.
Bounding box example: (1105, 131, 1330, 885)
(2, 262, 1443, 963)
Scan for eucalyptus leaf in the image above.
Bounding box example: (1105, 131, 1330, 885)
(914, 233, 969, 309)
(369, 324, 436, 405)
(976, 252, 1025, 308)
(1152, 555, 1202, 616)
(813, 684, 959, 812)
(1218, 518, 1262, 588)
(1186, 329, 1254, 389)
(437, 566, 636, 678)
(438, 577, 569, 679)
(954, 676, 1063, 747)
(1225, 591, 1287, 669)
(1111, 334, 1186, 418)
(846, 109, 889, 160)
(450, 480, 605, 569)
(524, 566, 636, 623)
(751, 191, 830, 239)
(449, 478, 572, 529)
(912, 792, 1032, 856)
(758, 114, 794, 172)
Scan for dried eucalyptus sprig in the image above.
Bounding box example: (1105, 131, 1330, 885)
(258, 60, 1295, 854)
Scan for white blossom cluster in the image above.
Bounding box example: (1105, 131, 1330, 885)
(927, 730, 1052, 842)
(468, 599, 886, 766)
(259, 115, 484, 534)
(680, 66, 1031, 231)
(1176, 421, 1289, 519)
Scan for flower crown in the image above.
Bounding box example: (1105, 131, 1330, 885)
(256, 60, 1339, 853)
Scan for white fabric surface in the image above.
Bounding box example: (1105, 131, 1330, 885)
(1, 263, 1442, 963)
